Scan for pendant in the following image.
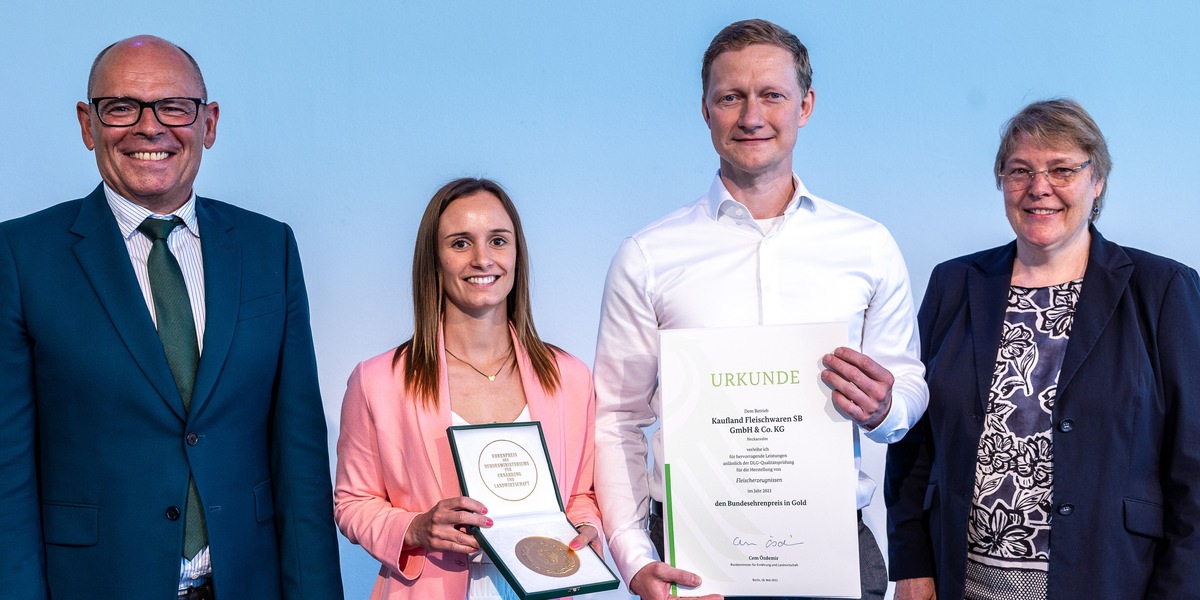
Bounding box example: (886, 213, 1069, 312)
(488, 375, 496, 382)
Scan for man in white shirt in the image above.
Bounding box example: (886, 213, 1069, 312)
(593, 19, 928, 600)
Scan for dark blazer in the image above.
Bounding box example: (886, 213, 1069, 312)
(0, 186, 343, 598)
(886, 227, 1200, 599)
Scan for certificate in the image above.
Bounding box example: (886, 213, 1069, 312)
(659, 323, 860, 597)
(448, 422, 620, 600)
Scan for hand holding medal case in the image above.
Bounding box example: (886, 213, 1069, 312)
(448, 422, 619, 599)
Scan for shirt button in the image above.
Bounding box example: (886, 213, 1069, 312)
(735, 209, 744, 217)
(1058, 419, 1074, 433)
(166, 506, 181, 520)
(186, 432, 200, 446)
(1057, 503, 1075, 516)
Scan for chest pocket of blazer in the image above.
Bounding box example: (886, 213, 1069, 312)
(42, 502, 99, 546)
(238, 291, 284, 322)
(1124, 498, 1164, 539)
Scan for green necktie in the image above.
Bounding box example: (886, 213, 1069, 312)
(137, 216, 208, 559)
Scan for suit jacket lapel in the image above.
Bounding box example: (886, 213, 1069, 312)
(1057, 227, 1132, 399)
(515, 330, 565, 494)
(70, 185, 185, 419)
(967, 243, 1017, 416)
(418, 326, 456, 495)
(191, 198, 239, 415)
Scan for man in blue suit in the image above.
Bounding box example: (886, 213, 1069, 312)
(0, 35, 343, 598)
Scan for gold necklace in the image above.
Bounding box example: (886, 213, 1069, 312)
(445, 347, 512, 382)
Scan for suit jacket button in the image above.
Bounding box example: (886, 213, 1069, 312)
(1058, 419, 1074, 433)
(166, 506, 181, 520)
(186, 432, 200, 446)
(1057, 503, 1074, 516)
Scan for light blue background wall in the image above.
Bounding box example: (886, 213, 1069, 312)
(4, 2, 1198, 597)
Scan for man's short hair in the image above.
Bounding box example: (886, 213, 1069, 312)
(86, 36, 208, 100)
(701, 19, 812, 97)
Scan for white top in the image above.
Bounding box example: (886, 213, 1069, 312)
(592, 172, 929, 583)
(449, 404, 532, 427)
(450, 404, 531, 599)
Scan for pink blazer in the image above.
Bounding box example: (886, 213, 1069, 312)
(334, 329, 601, 599)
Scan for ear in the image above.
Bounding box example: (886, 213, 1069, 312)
(701, 95, 711, 127)
(1092, 175, 1105, 201)
(77, 101, 96, 150)
(202, 101, 219, 149)
(796, 88, 816, 129)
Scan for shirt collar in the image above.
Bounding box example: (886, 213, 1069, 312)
(103, 183, 201, 241)
(705, 171, 816, 223)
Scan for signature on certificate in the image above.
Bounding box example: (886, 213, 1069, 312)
(731, 534, 804, 550)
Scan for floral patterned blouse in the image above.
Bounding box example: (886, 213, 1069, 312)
(964, 279, 1082, 600)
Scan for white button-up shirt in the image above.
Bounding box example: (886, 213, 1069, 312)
(593, 173, 928, 583)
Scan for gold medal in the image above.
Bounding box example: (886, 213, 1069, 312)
(514, 536, 580, 577)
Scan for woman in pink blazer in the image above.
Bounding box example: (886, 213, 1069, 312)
(335, 178, 602, 599)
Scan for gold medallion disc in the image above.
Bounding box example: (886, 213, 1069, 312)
(514, 536, 580, 577)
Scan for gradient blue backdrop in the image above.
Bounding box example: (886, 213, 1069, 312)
(4, 2, 1198, 597)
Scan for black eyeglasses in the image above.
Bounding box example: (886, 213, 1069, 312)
(90, 97, 205, 127)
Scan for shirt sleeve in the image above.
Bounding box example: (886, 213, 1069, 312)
(592, 237, 663, 584)
(859, 226, 929, 444)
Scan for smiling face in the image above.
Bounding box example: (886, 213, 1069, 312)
(77, 36, 218, 213)
(437, 191, 518, 321)
(702, 43, 814, 185)
(1003, 134, 1104, 261)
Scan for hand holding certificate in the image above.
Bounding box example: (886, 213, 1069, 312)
(660, 323, 861, 598)
(448, 423, 620, 600)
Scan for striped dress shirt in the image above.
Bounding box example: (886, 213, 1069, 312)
(102, 184, 211, 587)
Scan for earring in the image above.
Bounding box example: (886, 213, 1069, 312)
(1092, 199, 1100, 217)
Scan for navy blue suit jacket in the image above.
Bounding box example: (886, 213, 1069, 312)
(886, 227, 1200, 599)
(0, 186, 343, 598)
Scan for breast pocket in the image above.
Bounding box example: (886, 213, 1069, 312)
(238, 291, 284, 322)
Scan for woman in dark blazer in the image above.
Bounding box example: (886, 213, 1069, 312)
(886, 99, 1200, 599)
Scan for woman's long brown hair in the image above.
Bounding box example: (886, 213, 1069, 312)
(394, 178, 560, 407)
